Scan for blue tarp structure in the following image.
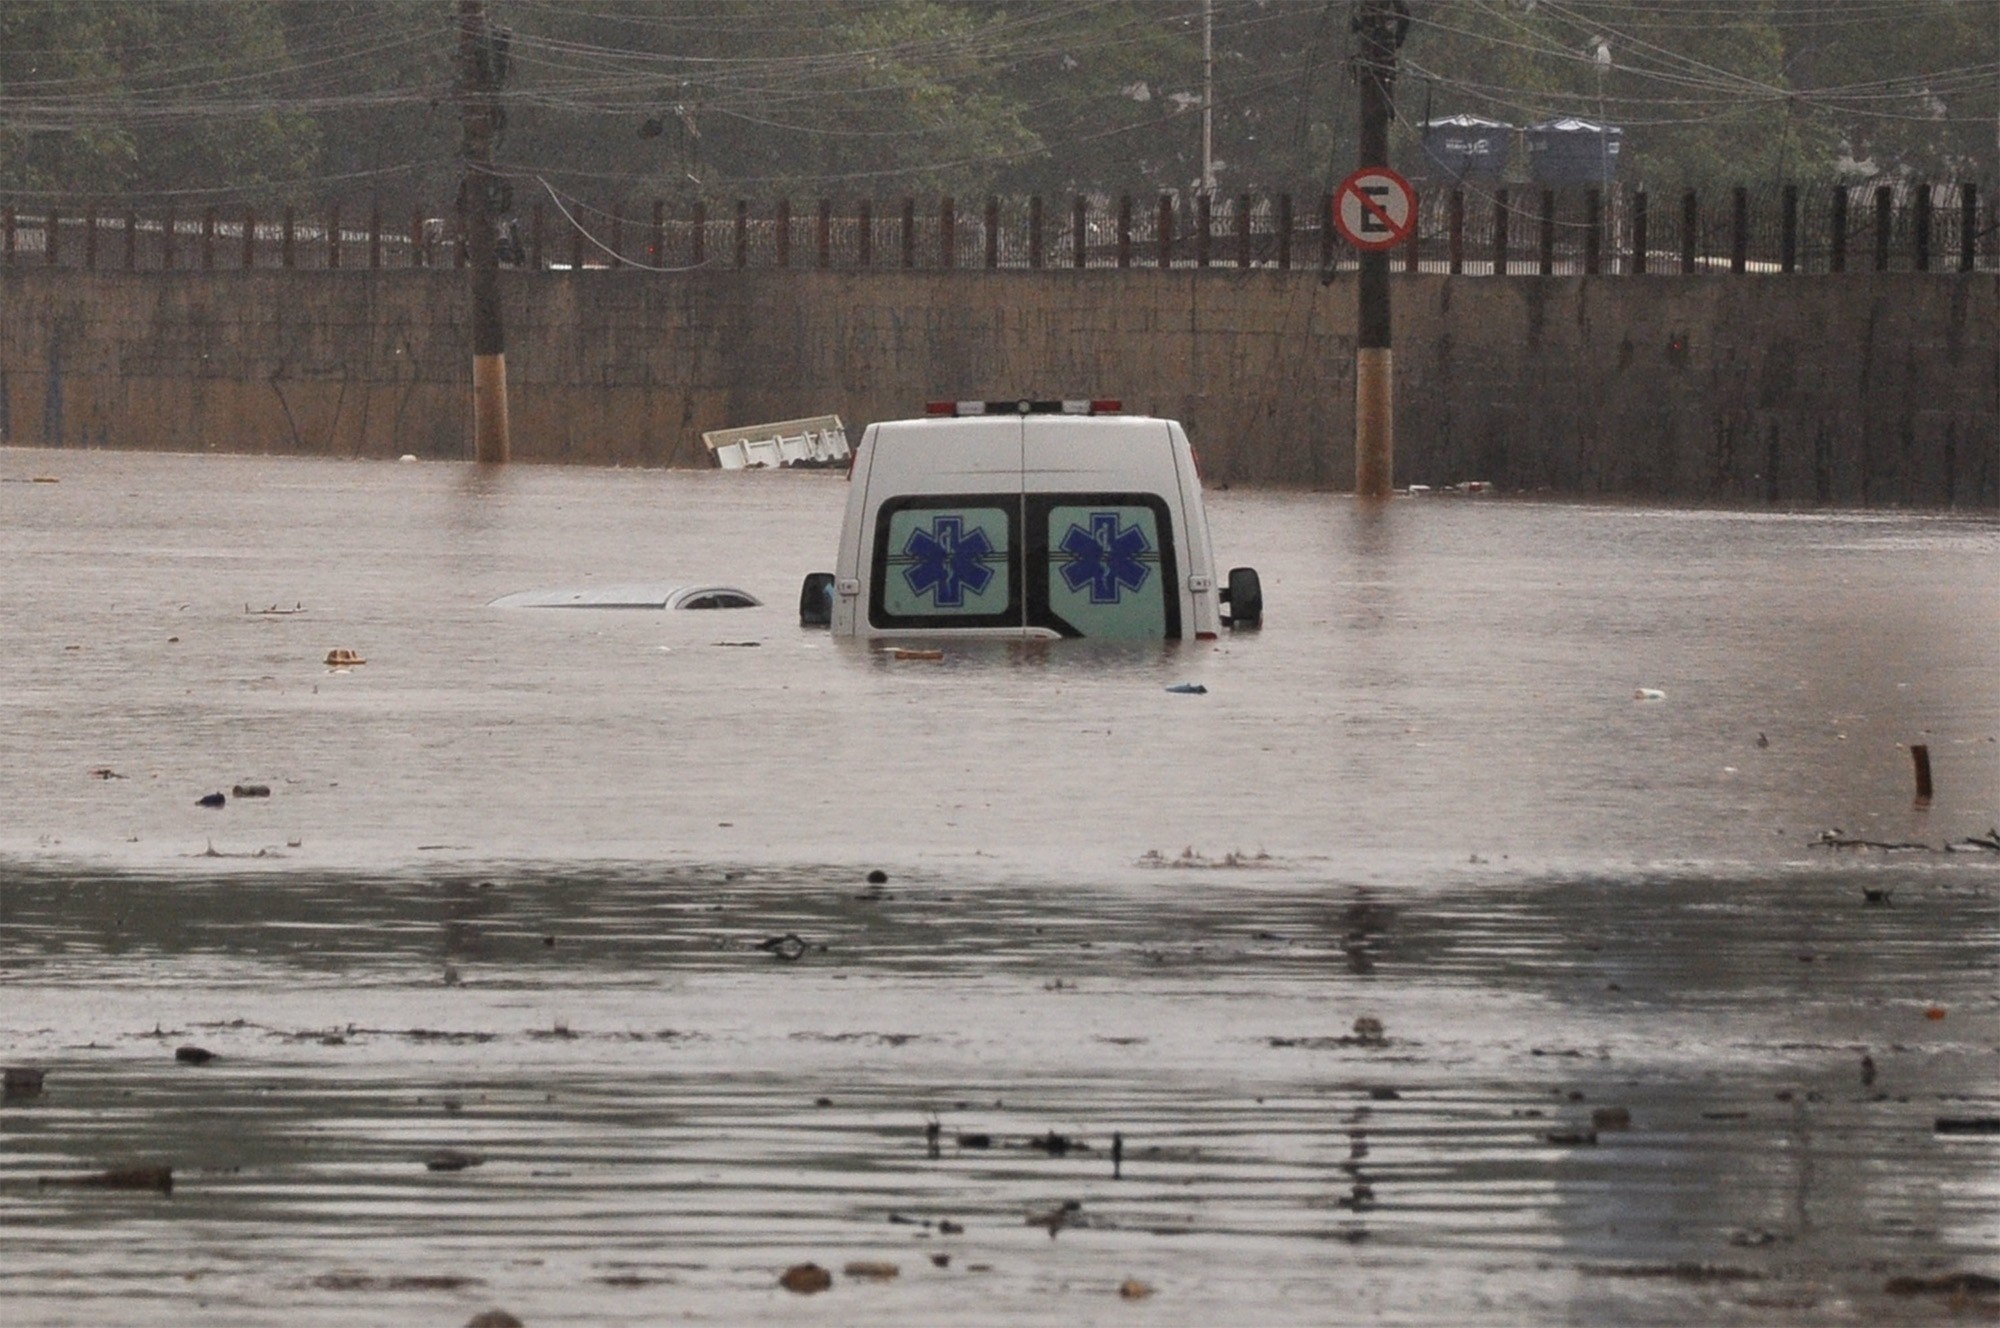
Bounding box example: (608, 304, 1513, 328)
(1525, 117, 1623, 186)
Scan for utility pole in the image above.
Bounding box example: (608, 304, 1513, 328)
(1352, 1, 1406, 499)
(458, 0, 510, 465)
(1201, 0, 1215, 196)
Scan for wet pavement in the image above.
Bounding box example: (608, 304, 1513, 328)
(2, 448, 1998, 1325)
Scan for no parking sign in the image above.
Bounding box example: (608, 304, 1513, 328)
(1334, 167, 1418, 252)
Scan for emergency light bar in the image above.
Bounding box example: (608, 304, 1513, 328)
(924, 399, 1123, 417)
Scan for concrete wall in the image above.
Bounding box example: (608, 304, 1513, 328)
(3, 267, 1995, 503)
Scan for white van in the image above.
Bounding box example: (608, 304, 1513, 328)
(799, 400, 1260, 640)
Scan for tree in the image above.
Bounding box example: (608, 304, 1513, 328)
(0, 1, 323, 201)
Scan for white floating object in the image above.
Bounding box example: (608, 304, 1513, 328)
(1633, 687, 1666, 701)
(399, 454, 418, 463)
(703, 415, 849, 470)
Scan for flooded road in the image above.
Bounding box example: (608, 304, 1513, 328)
(3, 448, 1999, 1325)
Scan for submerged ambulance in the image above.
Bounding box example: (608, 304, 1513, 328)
(799, 399, 1260, 640)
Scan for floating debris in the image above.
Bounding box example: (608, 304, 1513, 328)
(324, 648, 366, 666)
(231, 783, 271, 798)
(1119, 1278, 1156, 1300)
(424, 1149, 485, 1172)
(1164, 682, 1207, 695)
(758, 934, 808, 962)
(196, 792, 226, 809)
(1934, 1117, 2000, 1135)
(1884, 1272, 2000, 1297)
(39, 1165, 173, 1194)
(779, 1263, 832, 1294)
(1027, 1199, 1082, 1237)
(174, 1046, 216, 1065)
(843, 1261, 899, 1282)
(3, 1067, 46, 1099)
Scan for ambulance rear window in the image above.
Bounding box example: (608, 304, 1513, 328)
(872, 497, 1020, 628)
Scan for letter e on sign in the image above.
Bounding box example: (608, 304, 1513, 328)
(1334, 168, 1417, 252)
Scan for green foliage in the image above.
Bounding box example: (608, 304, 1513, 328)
(0, 0, 322, 199)
(0, 0, 1993, 206)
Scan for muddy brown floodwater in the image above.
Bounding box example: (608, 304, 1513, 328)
(2, 447, 1999, 1326)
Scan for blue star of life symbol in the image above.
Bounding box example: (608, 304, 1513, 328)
(902, 514, 997, 607)
(1059, 511, 1152, 604)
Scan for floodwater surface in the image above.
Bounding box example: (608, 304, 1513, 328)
(2, 448, 1998, 1326)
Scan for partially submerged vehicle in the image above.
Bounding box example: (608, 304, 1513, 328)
(799, 400, 1259, 640)
(490, 583, 761, 610)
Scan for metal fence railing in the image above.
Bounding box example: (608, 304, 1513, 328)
(3, 182, 1991, 275)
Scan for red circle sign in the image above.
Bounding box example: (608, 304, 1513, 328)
(1334, 167, 1417, 251)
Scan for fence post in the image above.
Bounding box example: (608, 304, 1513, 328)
(858, 199, 873, 268)
(1116, 195, 1131, 268)
(653, 199, 665, 266)
(408, 207, 422, 268)
(733, 200, 748, 269)
(1961, 182, 1978, 273)
(327, 204, 340, 269)
(773, 199, 788, 268)
(1873, 185, 1892, 272)
(816, 198, 830, 269)
(283, 207, 296, 268)
(1448, 188, 1464, 274)
(1779, 184, 1797, 273)
(161, 206, 177, 270)
(940, 196, 955, 268)
(369, 203, 382, 269)
(46, 207, 60, 266)
(1195, 193, 1210, 268)
(1912, 183, 1931, 272)
(125, 209, 137, 270)
(1680, 190, 1698, 274)
(1405, 203, 1419, 273)
(1277, 193, 1292, 270)
(609, 200, 624, 266)
(201, 208, 216, 269)
(1492, 189, 1509, 275)
(985, 197, 1000, 268)
(84, 206, 98, 270)
(691, 199, 706, 266)
(1538, 189, 1555, 274)
(570, 203, 584, 270)
(1731, 186, 1748, 273)
(1830, 188, 1847, 273)
(247, 209, 261, 269)
(2, 207, 13, 265)
(900, 197, 915, 268)
(1235, 192, 1251, 268)
(1157, 193, 1173, 270)
(1028, 195, 1044, 269)
(1631, 190, 1647, 274)
(1583, 189, 1601, 274)
(529, 202, 544, 269)
(1072, 194, 1087, 269)
(1320, 192, 1335, 271)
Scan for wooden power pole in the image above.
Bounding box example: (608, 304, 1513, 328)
(459, 0, 510, 465)
(1352, 1, 1405, 498)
